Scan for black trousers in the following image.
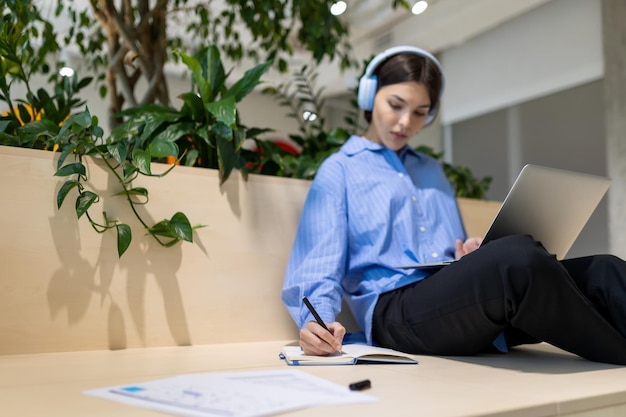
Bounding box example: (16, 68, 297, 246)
(372, 234, 626, 365)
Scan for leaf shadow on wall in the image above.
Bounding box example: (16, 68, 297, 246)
(47, 161, 194, 350)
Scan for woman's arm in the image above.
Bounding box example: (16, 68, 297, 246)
(281, 159, 349, 354)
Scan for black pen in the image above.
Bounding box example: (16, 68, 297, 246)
(302, 296, 331, 333)
(349, 379, 372, 391)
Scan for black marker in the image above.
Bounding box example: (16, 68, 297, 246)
(302, 296, 331, 333)
(349, 379, 371, 391)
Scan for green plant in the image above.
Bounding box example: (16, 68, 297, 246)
(53, 108, 202, 257)
(50, 45, 273, 256)
(49, 0, 358, 129)
(260, 64, 355, 179)
(0, 6, 207, 257)
(414, 145, 492, 199)
(41, 0, 416, 132)
(0, 2, 87, 149)
(0, 0, 286, 258)
(117, 46, 272, 184)
(2, 24, 265, 258)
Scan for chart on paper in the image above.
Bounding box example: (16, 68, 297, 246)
(85, 369, 376, 417)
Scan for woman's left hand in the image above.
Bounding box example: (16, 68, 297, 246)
(455, 237, 483, 259)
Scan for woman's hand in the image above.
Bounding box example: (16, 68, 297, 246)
(455, 236, 483, 259)
(299, 321, 346, 355)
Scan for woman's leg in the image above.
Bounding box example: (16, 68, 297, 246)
(372, 234, 626, 364)
(561, 254, 626, 337)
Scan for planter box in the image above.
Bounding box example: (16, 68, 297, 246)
(0, 145, 500, 354)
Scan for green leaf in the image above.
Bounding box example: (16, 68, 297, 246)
(0, 132, 20, 146)
(122, 161, 139, 181)
(126, 187, 148, 197)
(224, 61, 271, 102)
(147, 212, 192, 243)
(278, 58, 288, 73)
(177, 49, 211, 102)
(138, 110, 180, 146)
(75, 191, 98, 218)
(184, 149, 199, 166)
(107, 140, 128, 164)
(196, 127, 212, 147)
(246, 127, 274, 138)
(204, 45, 225, 102)
(16, 103, 32, 124)
(57, 179, 80, 209)
(71, 110, 92, 128)
(58, 110, 91, 137)
(148, 220, 176, 239)
(56, 144, 77, 170)
(132, 148, 152, 175)
(179, 92, 205, 121)
(150, 121, 193, 144)
(113, 187, 149, 203)
(232, 128, 246, 151)
(0, 120, 11, 133)
(149, 140, 179, 158)
(327, 127, 350, 145)
(16, 119, 59, 138)
(169, 212, 193, 242)
(211, 121, 233, 140)
(76, 76, 93, 90)
(205, 96, 236, 127)
(116, 224, 132, 257)
(217, 137, 237, 184)
(55, 162, 86, 177)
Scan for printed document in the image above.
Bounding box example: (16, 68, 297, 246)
(85, 369, 376, 417)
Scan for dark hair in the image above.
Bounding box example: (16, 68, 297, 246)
(363, 53, 444, 123)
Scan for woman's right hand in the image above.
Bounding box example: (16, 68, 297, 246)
(299, 321, 346, 355)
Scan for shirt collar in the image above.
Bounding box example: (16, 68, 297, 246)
(341, 135, 421, 160)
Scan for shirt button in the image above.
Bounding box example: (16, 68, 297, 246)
(398, 173, 404, 177)
(411, 196, 417, 201)
(419, 226, 426, 232)
(431, 252, 439, 258)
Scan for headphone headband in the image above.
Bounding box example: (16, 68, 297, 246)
(357, 45, 444, 126)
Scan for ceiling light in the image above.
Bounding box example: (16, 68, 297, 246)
(412, 1, 428, 15)
(302, 110, 318, 122)
(330, 1, 347, 16)
(59, 66, 75, 77)
(58, 49, 75, 77)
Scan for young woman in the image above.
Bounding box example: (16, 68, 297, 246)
(281, 45, 626, 365)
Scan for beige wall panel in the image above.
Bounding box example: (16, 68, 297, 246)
(0, 146, 499, 354)
(0, 146, 306, 354)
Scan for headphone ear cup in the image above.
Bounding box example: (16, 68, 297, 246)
(357, 75, 378, 111)
(424, 110, 436, 126)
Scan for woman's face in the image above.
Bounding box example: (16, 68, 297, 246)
(364, 81, 431, 153)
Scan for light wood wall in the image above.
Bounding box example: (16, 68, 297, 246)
(0, 146, 500, 355)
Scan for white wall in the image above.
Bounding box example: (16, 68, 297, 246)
(441, 0, 613, 257)
(440, 0, 604, 125)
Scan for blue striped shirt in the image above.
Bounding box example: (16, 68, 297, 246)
(282, 135, 467, 345)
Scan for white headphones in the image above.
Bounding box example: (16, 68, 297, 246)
(357, 45, 445, 126)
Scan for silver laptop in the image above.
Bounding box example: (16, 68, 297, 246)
(399, 164, 611, 269)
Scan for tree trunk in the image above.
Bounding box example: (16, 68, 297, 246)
(90, 0, 172, 128)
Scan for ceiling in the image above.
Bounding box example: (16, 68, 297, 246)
(342, 0, 554, 54)
(38, 0, 555, 95)
(312, 0, 555, 96)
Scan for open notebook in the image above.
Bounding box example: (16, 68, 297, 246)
(398, 164, 611, 269)
(279, 344, 418, 366)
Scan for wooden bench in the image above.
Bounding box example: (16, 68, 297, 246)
(4, 145, 626, 417)
(0, 145, 500, 355)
